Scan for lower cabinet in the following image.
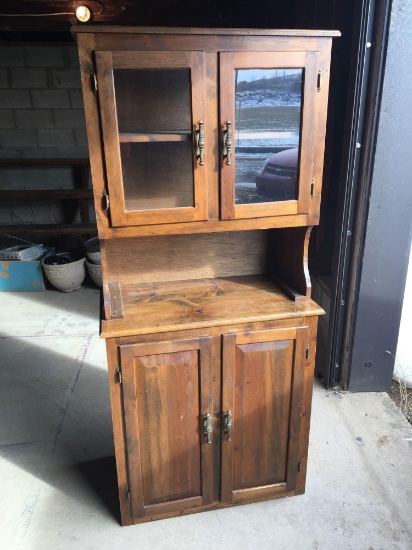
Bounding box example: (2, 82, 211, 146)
(114, 322, 314, 524)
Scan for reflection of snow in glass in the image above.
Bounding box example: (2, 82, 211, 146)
(235, 131, 295, 139)
(234, 68, 303, 201)
(235, 130, 299, 149)
(235, 68, 303, 108)
(235, 92, 301, 108)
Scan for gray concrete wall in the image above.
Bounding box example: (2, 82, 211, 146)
(0, 44, 91, 228)
(0, 44, 87, 159)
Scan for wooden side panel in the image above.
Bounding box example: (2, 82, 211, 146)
(267, 226, 313, 301)
(105, 338, 132, 526)
(120, 337, 213, 519)
(295, 315, 318, 494)
(221, 326, 307, 503)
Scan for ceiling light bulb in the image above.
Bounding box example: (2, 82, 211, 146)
(76, 6, 91, 22)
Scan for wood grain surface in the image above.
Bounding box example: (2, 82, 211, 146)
(104, 230, 268, 287)
(101, 275, 324, 338)
(119, 337, 213, 519)
(221, 326, 307, 503)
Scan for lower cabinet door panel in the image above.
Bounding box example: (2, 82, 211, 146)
(119, 337, 214, 519)
(221, 327, 308, 503)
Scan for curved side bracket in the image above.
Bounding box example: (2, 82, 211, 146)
(267, 226, 313, 301)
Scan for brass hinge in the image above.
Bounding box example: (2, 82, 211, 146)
(91, 70, 98, 95)
(306, 345, 310, 360)
(310, 179, 315, 198)
(103, 189, 110, 213)
(317, 69, 322, 92)
(126, 487, 131, 502)
(297, 458, 302, 472)
(116, 366, 122, 384)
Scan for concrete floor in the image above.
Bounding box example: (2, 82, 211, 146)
(1, 286, 412, 550)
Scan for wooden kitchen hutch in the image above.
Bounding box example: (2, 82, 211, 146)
(73, 26, 339, 525)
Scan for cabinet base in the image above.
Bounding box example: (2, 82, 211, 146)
(121, 486, 306, 526)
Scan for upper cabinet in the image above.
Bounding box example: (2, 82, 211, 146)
(75, 28, 339, 235)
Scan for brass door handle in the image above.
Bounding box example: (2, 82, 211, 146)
(194, 120, 205, 166)
(222, 121, 232, 166)
(203, 413, 212, 444)
(223, 410, 232, 442)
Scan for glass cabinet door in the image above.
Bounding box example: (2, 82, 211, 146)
(95, 51, 207, 227)
(220, 51, 319, 220)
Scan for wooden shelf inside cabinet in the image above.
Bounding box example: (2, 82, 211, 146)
(0, 158, 97, 236)
(101, 275, 324, 338)
(119, 131, 192, 143)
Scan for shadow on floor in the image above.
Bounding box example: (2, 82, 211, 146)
(0, 335, 120, 523)
(76, 456, 121, 523)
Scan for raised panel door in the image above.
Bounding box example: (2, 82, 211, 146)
(119, 337, 213, 519)
(221, 327, 307, 503)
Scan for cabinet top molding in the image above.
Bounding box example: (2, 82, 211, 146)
(71, 26, 341, 37)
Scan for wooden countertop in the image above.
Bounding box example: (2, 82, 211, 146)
(101, 275, 324, 338)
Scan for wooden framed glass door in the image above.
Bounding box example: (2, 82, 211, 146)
(95, 50, 208, 227)
(220, 51, 319, 220)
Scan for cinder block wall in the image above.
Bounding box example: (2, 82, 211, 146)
(0, 44, 87, 159)
(0, 44, 92, 232)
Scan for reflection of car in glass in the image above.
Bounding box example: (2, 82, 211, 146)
(255, 147, 298, 201)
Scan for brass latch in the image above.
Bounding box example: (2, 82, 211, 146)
(194, 120, 205, 166)
(222, 121, 232, 165)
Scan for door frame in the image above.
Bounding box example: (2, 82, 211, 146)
(317, 0, 405, 391)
